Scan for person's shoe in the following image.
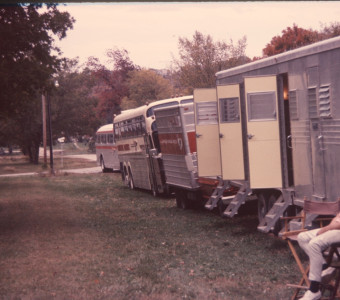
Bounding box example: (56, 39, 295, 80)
(299, 290, 321, 300)
(322, 266, 335, 277)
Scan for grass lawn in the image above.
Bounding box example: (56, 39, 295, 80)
(0, 172, 306, 299)
(0, 142, 97, 175)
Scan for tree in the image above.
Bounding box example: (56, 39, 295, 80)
(88, 48, 138, 123)
(0, 4, 74, 163)
(319, 22, 340, 39)
(262, 24, 319, 57)
(121, 69, 173, 109)
(172, 31, 249, 93)
(50, 59, 101, 141)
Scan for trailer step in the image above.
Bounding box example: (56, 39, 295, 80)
(204, 179, 230, 211)
(257, 194, 290, 233)
(223, 182, 251, 218)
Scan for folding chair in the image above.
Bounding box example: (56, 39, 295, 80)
(280, 198, 340, 300)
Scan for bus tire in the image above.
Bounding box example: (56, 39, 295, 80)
(123, 167, 129, 187)
(128, 168, 134, 190)
(100, 156, 108, 173)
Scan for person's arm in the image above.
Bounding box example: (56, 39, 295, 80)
(317, 216, 340, 235)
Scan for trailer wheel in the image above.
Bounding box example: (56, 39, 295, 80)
(218, 199, 227, 217)
(267, 192, 284, 235)
(257, 192, 268, 223)
(175, 190, 190, 209)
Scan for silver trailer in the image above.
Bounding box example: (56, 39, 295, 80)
(196, 36, 340, 233)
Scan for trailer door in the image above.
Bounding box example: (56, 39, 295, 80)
(194, 88, 221, 177)
(244, 76, 283, 189)
(217, 84, 245, 180)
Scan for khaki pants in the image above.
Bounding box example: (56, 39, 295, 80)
(297, 228, 340, 282)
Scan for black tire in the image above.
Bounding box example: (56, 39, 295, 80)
(175, 190, 190, 209)
(100, 157, 108, 173)
(128, 168, 134, 190)
(123, 168, 129, 187)
(218, 199, 228, 217)
(257, 192, 268, 223)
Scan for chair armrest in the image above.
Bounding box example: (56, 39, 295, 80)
(280, 229, 308, 239)
(280, 216, 303, 221)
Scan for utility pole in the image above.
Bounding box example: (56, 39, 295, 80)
(47, 93, 54, 175)
(42, 93, 47, 168)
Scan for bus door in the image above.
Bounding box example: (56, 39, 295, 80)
(217, 84, 245, 180)
(244, 76, 283, 189)
(193, 88, 221, 177)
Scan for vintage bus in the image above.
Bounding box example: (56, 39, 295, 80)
(95, 124, 120, 172)
(194, 36, 340, 233)
(113, 96, 193, 196)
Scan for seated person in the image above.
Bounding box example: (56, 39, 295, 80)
(297, 212, 340, 300)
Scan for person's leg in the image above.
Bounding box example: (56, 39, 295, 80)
(307, 229, 340, 282)
(299, 229, 340, 300)
(297, 228, 319, 256)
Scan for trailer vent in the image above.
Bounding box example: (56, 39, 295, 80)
(308, 88, 318, 119)
(289, 90, 298, 120)
(219, 97, 240, 123)
(319, 85, 331, 118)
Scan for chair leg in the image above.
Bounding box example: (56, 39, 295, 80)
(287, 240, 310, 300)
(330, 269, 340, 300)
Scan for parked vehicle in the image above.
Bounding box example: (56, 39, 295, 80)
(154, 101, 202, 208)
(113, 96, 193, 196)
(194, 36, 340, 233)
(95, 124, 120, 172)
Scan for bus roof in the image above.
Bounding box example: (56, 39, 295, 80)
(114, 95, 193, 123)
(96, 124, 113, 133)
(216, 35, 340, 80)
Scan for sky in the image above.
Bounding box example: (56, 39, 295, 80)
(56, 1, 340, 70)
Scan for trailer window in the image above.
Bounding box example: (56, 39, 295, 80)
(219, 97, 240, 123)
(247, 92, 276, 121)
(307, 66, 319, 87)
(289, 90, 299, 120)
(308, 88, 318, 119)
(196, 102, 218, 125)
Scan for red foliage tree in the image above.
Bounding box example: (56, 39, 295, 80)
(262, 24, 319, 57)
(87, 49, 138, 123)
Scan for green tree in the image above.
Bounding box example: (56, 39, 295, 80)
(51, 59, 101, 141)
(0, 4, 74, 163)
(172, 31, 249, 93)
(121, 69, 173, 109)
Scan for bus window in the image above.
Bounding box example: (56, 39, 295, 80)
(136, 122, 141, 136)
(101, 134, 107, 144)
(141, 120, 146, 134)
(108, 134, 114, 144)
(114, 125, 120, 140)
(146, 101, 178, 117)
(96, 134, 101, 143)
